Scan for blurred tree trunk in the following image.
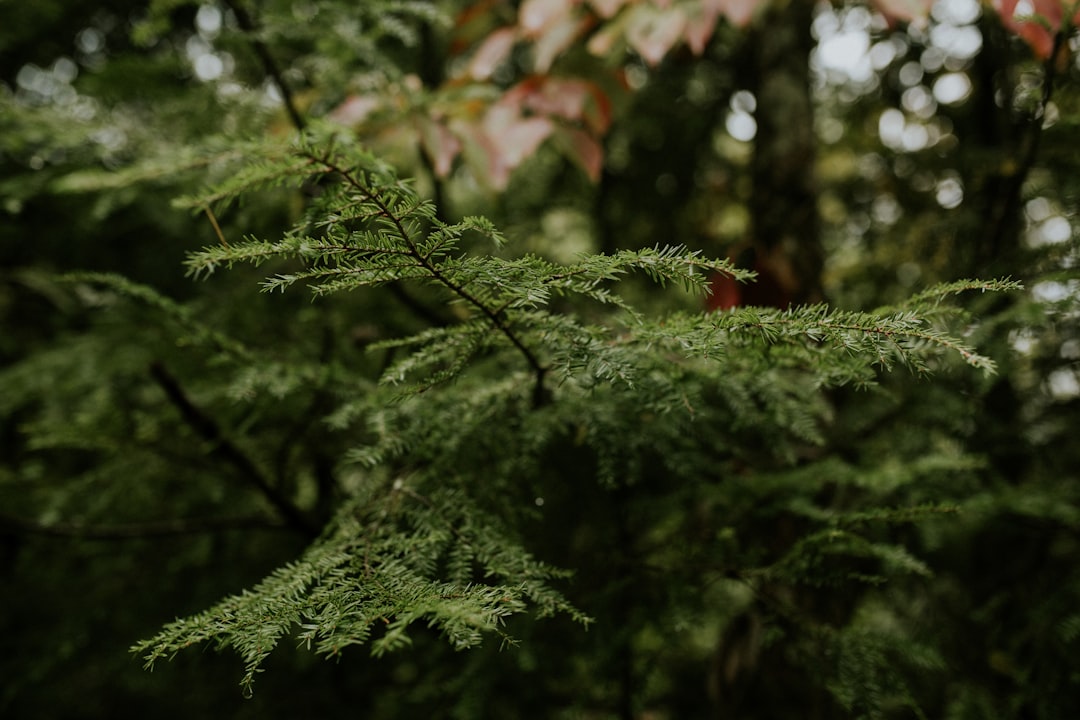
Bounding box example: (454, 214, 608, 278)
(711, 7, 833, 719)
(966, 16, 1026, 277)
(745, 0, 823, 306)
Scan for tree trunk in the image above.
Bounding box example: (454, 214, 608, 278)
(746, 1, 823, 305)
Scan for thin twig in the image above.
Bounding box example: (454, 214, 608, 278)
(387, 283, 451, 327)
(221, 0, 307, 133)
(203, 204, 229, 247)
(225, 2, 460, 332)
(149, 361, 319, 537)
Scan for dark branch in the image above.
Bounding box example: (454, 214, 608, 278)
(982, 30, 1066, 261)
(271, 327, 345, 525)
(222, 0, 307, 133)
(387, 282, 451, 327)
(149, 361, 319, 538)
(305, 150, 550, 406)
(0, 512, 286, 541)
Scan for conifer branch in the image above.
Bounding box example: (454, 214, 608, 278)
(215, 4, 453, 334)
(303, 149, 550, 403)
(62, 272, 255, 361)
(149, 361, 319, 538)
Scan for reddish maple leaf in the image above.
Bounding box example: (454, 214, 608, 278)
(992, 0, 1080, 59)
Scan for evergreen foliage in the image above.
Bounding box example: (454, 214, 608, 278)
(97, 128, 1014, 693)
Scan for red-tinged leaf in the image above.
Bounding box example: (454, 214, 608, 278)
(492, 115, 555, 167)
(586, 15, 626, 55)
(469, 26, 518, 80)
(626, 4, 687, 66)
(1015, 25, 1056, 59)
(327, 95, 381, 127)
(418, 117, 463, 178)
(1022, 0, 1066, 24)
(585, 83, 613, 134)
(450, 0, 506, 55)
(474, 105, 555, 189)
(502, 77, 613, 135)
(533, 14, 593, 72)
(716, 0, 763, 28)
(992, 0, 1068, 59)
(588, 0, 631, 19)
(558, 80, 613, 136)
(684, 0, 724, 55)
(870, 0, 933, 25)
(707, 271, 742, 311)
(454, 0, 505, 30)
(520, 0, 576, 37)
(555, 126, 604, 182)
(501, 74, 543, 101)
(447, 119, 491, 185)
(518, 77, 587, 121)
